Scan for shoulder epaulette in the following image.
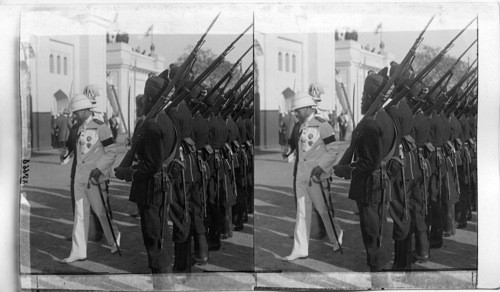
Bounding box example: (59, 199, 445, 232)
(93, 119, 104, 125)
(314, 116, 326, 123)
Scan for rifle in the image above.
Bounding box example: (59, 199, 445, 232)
(165, 23, 253, 114)
(457, 95, 478, 119)
(337, 15, 435, 166)
(232, 95, 254, 120)
(222, 79, 253, 119)
(190, 45, 253, 115)
(200, 65, 252, 118)
(200, 76, 235, 118)
(217, 66, 253, 114)
(385, 17, 477, 110)
(410, 40, 477, 114)
(118, 14, 220, 168)
(424, 66, 477, 116)
(445, 80, 477, 117)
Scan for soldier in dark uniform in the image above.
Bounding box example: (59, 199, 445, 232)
(206, 111, 226, 251)
(385, 63, 416, 270)
(191, 103, 211, 265)
(439, 109, 458, 238)
(456, 111, 472, 227)
(244, 112, 254, 214)
(447, 111, 464, 236)
(334, 70, 395, 272)
(115, 76, 176, 274)
(165, 73, 204, 273)
(426, 93, 450, 249)
(236, 114, 250, 225)
(407, 83, 432, 263)
(227, 114, 246, 231)
(219, 113, 236, 239)
(468, 111, 477, 213)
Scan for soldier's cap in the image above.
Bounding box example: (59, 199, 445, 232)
(158, 68, 169, 81)
(389, 61, 414, 85)
(290, 92, 317, 111)
(169, 64, 180, 80)
(409, 80, 427, 101)
(144, 76, 167, 103)
(363, 68, 388, 100)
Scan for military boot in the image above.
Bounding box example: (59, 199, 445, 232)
(193, 233, 209, 265)
(413, 230, 429, 263)
(392, 238, 412, 270)
(173, 241, 191, 273)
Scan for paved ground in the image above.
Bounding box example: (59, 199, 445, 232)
(253, 143, 477, 288)
(20, 134, 254, 290)
(18, 136, 479, 290)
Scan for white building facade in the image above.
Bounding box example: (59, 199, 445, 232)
(254, 32, 336, 148)
(25, 12, 111, 151)
(106, 43, 166, 135)
(335, 40, 395, 125)
(23, 11, 167, 151)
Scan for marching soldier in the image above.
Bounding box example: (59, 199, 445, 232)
(283, 92, 342, 261)
(407, 83, 432, 263)
(385, 62, 417, 270)
(236, 113, 250, 225)
(219, 113, 237, 239)
(439, 108, 458, 238)
(227, 114, 246, 231)
(114, 76, 176, 274)
(334, 70, 395, 272)
(164, 70, 205, 273)
(191, 104, 211, 265)
(426, 93, 449, 249)
(456, 110, 472, 227)
(206, 111, 226, 251)
(447, 110, 464, 236)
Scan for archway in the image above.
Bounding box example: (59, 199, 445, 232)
(53, 89, 69, 113)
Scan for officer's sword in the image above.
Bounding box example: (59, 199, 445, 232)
(179, 147, 188, 220)
(418, 149, 429, 216)
(198, 153, 208, 217)
(399, 145, 410, 224)
(89, 179, 121, 256)
(452, 149, 461, 195)
(312, 176, 343, 254)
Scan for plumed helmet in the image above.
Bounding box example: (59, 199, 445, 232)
(308, 82, 325, 101)
(290, 92, 317, 111)
(363, 68, 388, 101)
(70, 94, 94, 112)
(83, 84, 100, 103)
(144, 76, 166, 103)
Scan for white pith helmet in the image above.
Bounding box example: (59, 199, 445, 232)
(70, 94, 94, 112)
(290, 92, 317, 111)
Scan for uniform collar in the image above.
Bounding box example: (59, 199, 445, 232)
(304, 112, 315, 124)
(83, 115, 93, 126)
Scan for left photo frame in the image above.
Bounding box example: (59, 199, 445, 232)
(19, 4, 255, 291)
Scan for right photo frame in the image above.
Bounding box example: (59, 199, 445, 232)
(252, 2, 491, 289)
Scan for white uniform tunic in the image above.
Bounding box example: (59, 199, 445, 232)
(288, 113, 343, 258)
(68, 115, 119, 259)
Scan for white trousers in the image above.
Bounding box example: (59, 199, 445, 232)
(68, 182, 119, 258)
(290, 179, 342, 256)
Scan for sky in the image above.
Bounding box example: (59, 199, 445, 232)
(357, 28, 478, 65)
(128, 33, 253, 70)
